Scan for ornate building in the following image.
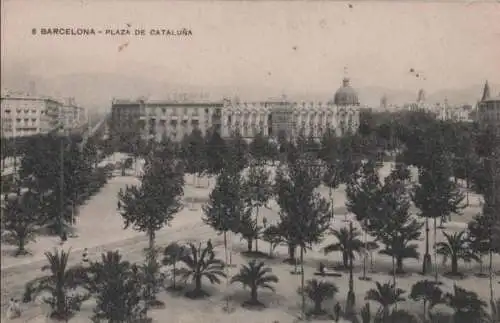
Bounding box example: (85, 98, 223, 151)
(221, 77, 361, 140)
(110, 77, 362, 142)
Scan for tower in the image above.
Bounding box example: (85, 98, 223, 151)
(380, 94, 388, 110)
(417, 89, 426, 103)
(481, 80, 491, 101)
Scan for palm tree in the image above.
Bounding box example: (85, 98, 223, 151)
(324, 226, 364, 269)
(178, 242, 226, 298)
(358, 302, 420, 323)
(298, 279, 338, 315)
(230, 260, 279, 306)
(162, 242, 188, 290)
(365, 281, 406, 322)
(410, 280, 445, 321)
(436, 230, 479, 276)
(446, 285, 487, 323)
(23, 248, 89, 320)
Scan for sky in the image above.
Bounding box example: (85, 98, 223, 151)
(1, 0, 500, 109)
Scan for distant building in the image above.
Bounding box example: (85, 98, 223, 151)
(477, 81, 500, 129)
(222, 77, 361, 140)
(403, 89, 474, 123)
(110, 77, 362, 142)
(0, 94, 61, 138)
(110, 98, 223, 141)
(62, 98, 87, 130)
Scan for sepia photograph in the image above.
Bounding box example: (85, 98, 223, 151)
(1, 1, 500, 322)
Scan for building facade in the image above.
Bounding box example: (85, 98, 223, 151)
(62, 98, 87, 130)
(0, 95, 62, 138)
(221, 77, 361, 140)
(110, 77, 362, 142)
(111, 99, 223, 141)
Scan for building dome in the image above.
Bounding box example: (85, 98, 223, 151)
(334, 78, 359, 106)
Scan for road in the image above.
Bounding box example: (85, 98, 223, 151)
(0, 216, 225, 316)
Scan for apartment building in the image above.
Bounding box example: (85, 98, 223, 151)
(1, 94, 61, 137)
(110, 99, 223, 141)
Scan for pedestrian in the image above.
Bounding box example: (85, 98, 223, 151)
(6, 298, 20, 319)
(82, 248, 89, 264)
(60, 231, 68, 245)
(207, 239, 215, 258)
(318, 262, 325, 276)
(13, 299, 21, 317)
(334, 302, 342, 322)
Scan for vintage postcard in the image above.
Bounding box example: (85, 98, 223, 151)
(1, 1, 500, 322)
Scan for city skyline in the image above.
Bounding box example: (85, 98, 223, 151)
(1, 1, 499, 110)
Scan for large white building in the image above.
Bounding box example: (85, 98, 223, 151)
(221, 77, 361, 139)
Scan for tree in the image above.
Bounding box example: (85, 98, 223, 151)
(23, 249, 89, 320)
(178, 242, 226, 298)
(261, 225, 283, 257)
(203, 168, 246, 266)
(346, 160, 383, 277)
(230, 260, 279, 306)
(19, 133, 84, 236)
(365, 281, 406, 322)
(226, 130, 249, 172)
(274, 158, 327, 261)
(204, 130, 227, 176)
(467, 213, 493, 276)
(118, 154, 184, 256)
(320, 129, 344, 220)
(446, 285, 487, 323)
(410, 280, 445, 320)
(88, 251, 148, 323)
(323, 227, 364, 269)
(372, 173, 423, 274)
(162, 242, 188, 290)
(436, 230, 479, 276)
(274, 157, 331, 318)
(249, 132, 274, 163)
(298, 279, 338, 316)
(2, 190, 40, 255)
(412, 152, 465, 276)
(238, 208, 261, 252)
(180, 129, 206, 186)
(117, 154, 184, 305)
(243, 165, 273, 252)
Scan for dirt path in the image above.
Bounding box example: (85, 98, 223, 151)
(0, 218, 221, 313)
